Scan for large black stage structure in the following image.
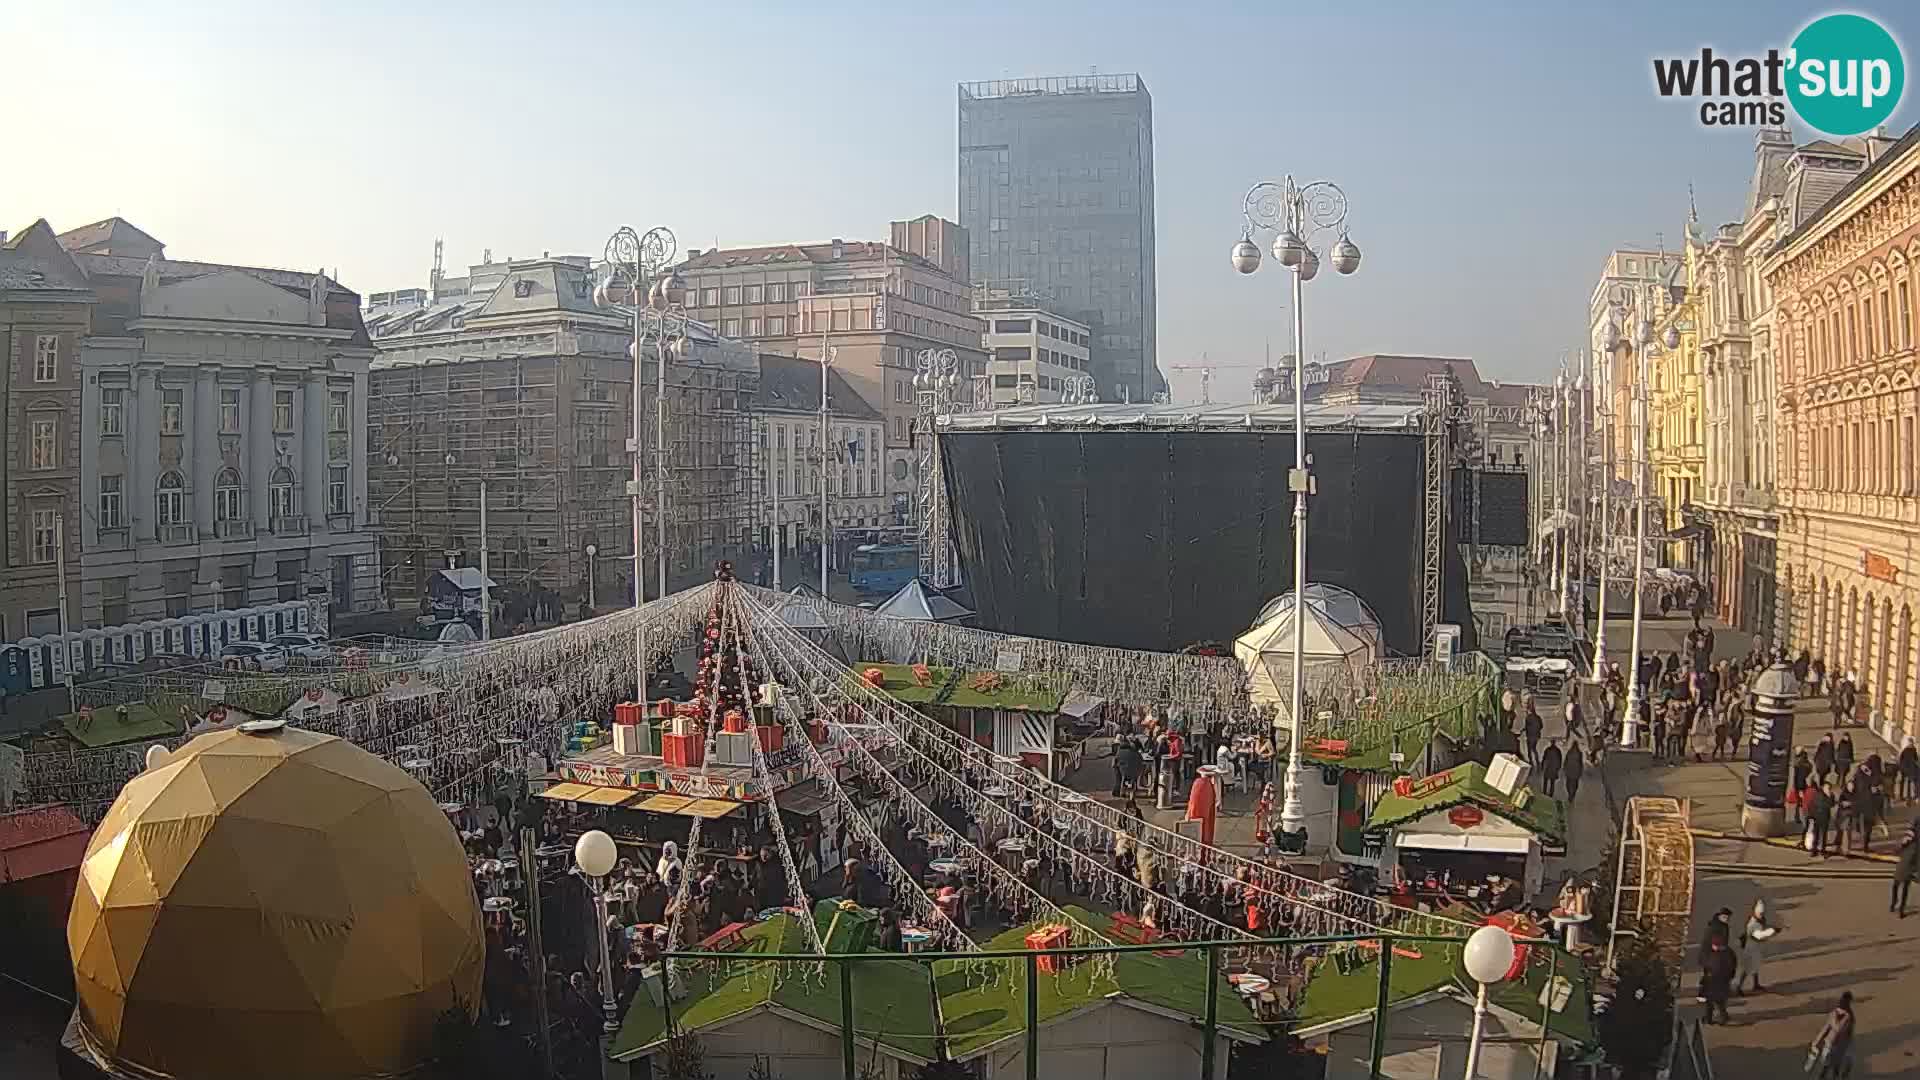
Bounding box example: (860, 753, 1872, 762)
(939, 402, 1480, 657)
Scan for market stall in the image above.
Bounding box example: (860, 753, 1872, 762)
(856, 663, 1072, 780)
(1363, 762, 1564, 905)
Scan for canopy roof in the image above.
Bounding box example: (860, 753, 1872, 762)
(1253, 584, 1384, 654)
(874, 579, 973, 622)
(436, 568, 497, 592)
(1365, 762, 1566, 843)
(1233, 600, 1374, 708)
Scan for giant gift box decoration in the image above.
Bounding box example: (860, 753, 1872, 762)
(661, 732, 704, 769)
(815, 898, 877, 953)
(754, 724, 785, 753)
(1025, 923, 1072, 973)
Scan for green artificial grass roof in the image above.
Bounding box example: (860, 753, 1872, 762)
(1365, 762, 1567, 843)
(857, 662, 1065, 713)
(1293, 926, 1594, 1047)
(611, 913, 942, 1062)
(933, 906, 1261, 1058)
(60, 702, 181, 747)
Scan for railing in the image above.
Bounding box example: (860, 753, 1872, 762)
(159, 523, 196, 544)
(216, 519, 253, 540)
(639, 931, 1579, 1080)
(273, 516, 310, 536)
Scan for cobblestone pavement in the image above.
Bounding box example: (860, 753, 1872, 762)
(1598, 612, 1920, 1078)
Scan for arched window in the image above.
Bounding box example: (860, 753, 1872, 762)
(214, 468, 243, 522)
(157, 471, 185, 525)
(270, 467, 297, 520)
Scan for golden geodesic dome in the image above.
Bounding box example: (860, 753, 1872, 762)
(68, 722, 483, 1080)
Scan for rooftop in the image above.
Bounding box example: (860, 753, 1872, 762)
(959, 74, 1147, 100)
(756, 353, 883, 420)
(1365, 761, 1567, 843)
(940, 400, 1426, 433)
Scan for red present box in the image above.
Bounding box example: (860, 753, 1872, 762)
(754, 725, 784, 753)
(723, 710, 748, 734)
(615, 701, 642, 726)
(1025, 924, 1071, 973)
(807, 719, 828, 746)
(653, 699, 676, 721)
(661, 732, 704, 769)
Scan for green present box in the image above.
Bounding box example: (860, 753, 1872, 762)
(813, 898, 877, 954)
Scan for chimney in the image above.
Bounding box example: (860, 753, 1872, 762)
(686, 249, 701, 259)
(831, 238, 845, 260)
(0, 230, 8, 244)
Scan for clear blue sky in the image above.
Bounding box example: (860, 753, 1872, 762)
(5, 1, 1913, 402)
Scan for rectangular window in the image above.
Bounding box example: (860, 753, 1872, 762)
(723, 285, 742, 305)
(1881, 290, 1893, 351)
(271, 475, 296, 520)
(273, 389, 295, 431)
(99, 475, 124, 529)
(1901, 281, 1914, 349)
(723, 319, 741, 337)
(794, 281, 809, 297)
(162, 569, 193, 617)
(276, 558, 305, 603)
(327, 466, 349, 515)
(831, 309, 849, 332)
(746, 318, 762, 337)
(1849, 308, 1860, 361)
(745, 285, 763, 303)
(767, 283, 786, 302)
(30, 509, 58, 564)
(1865, 296, 1877, 355)
(1906, 416, 1917, 494)
(101, 577, 129, 626)
(161, 388, 184, 434)
(101, 388, 124, 435)
(29, 417, 57, 468)
(767, 316, 786, 335)
(220, 564, 248, 611)
(701, 287, 719, 307)
(993, 319, 1031, 334)
(328, 390, 349, 433)
(219, 387, 242, 433)
(34, 334, 57, 382)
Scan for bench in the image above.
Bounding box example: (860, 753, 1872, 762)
(695, 922, 750, 954)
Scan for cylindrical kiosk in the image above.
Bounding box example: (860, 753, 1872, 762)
(1742, 661, 1799, 837)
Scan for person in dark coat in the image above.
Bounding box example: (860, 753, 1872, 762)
(1564, 741, 1585, 803)
(1814, 734, 1836, 784)
(838, 859, 864, 904)
(1523, 702, 1544, 765)
(1892, 816, 1919, 917)
(1900, 737, 1920, 803)
(754, 847, 785, 911)
(1836, 734, 1856, 784)
(1701, 938, 1736, 1024)
(1539, 739, 1564, 798)
(1700, 907, 1733, 955)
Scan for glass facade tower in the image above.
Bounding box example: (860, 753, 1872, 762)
(958, 75, 1162, 402)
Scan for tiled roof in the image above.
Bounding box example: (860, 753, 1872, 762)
(74, 252, 369, 344)
(683, 240, 937, 274)
(755, 353, 882, 420)
(0, 805, 89, 852)
(0, 220, 93, 293)
(1327, 354, 1486, 393)
(56, 216, 165, 257)
(1777, 123, 1920, 251)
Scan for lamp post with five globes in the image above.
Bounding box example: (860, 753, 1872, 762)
(1605, 297, 1660, 749)
(1231, 176, 1362, 847)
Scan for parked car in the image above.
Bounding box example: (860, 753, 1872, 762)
(270, 633, 336, 662)
(217, 642, 288, 672)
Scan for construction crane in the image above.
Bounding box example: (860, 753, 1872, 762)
(1165, 356, 1261, 405)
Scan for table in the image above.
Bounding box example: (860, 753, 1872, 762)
(929, 859, 964, 877)
(983, 785, 1012, 799)
(901, 927, 932, 953)
(1549, 910, 1592, 951)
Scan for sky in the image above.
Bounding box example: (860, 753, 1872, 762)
(6, 1, 1916, 404)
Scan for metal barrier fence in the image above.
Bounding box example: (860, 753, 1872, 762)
(646, 931, 1575, 1080)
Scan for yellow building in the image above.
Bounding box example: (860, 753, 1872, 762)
(1648, 230, 1706, 571)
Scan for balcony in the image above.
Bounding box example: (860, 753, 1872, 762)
(216, 520, 254, 540)
(273, 516, 310, 536)
(94, 527, 130, 552)
(159, 523, 197, 545)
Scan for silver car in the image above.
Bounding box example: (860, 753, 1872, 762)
(218, 642, 289, 672)
(271, 633, 336, 662)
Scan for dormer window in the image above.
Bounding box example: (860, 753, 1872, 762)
(513, 279, 534, 298)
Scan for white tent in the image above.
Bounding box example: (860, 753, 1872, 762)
(1234, 600, 1374, 710)
(1253, 584, 1385, 658)
(875, 579, 973, 622)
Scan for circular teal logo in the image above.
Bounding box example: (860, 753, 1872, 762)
(1788, 14, 1905, 136)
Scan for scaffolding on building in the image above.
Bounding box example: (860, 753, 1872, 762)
(366, 323, 760, 615)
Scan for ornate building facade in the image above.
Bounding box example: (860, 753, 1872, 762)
(1770, 126, 1920, 744)
(1650, 239, 1705, 572)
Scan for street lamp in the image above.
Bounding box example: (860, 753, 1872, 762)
(573, 829, 621, 1033)
(1553, 371, 1568, 615)
(585, 543, 598, 610)
(1462, 924, 1518, 1078)
(1231, 175, 1361, 849)
(1619, 301, 1657, 749)
(598, 224, 680, 709)
(1589, 350, 1613, 685)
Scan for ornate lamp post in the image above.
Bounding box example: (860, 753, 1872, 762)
(1061, 374, 1098, 405)
(572, 829, 621, 1033)
(1616, 300, 1657, 749)
(1589, 339, 1614, 684)
(596, 226, 685, 706)
(914, 348, 961, 587)
(1231, 176, 1361, 848)
(1462, 924, 1518, 1078)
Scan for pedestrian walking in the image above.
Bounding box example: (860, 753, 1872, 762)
(1892, 816, 1918, 917)
(1737, 899, 1775, 994)
(1900, 736, 1919, 804)
(1564, 742, 1585, 804)
(1836, 780, 1859, 857)
(1539, 738, 1563, 798)
(1700, 938, 1736, 1024)
(1792, 649, 1812, 694)
(1651, 708, 1669, 765)
(1809, 782, 1834, 858)
(1809, 656, 1827, 699)
(1564, 696, 1586, 746)
(1790, 748, 1813, 825)
(1523, 698, 1543, 765)
(1836, 733, 1855, 784)
(1831, 678, 1851, 729)
(1808, 992, 1856, 1078)
(1815, 733, 1836, 785)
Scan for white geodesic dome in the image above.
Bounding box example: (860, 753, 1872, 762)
(1253, 583, 1385, 658)
(1233, 600, 1375, 711)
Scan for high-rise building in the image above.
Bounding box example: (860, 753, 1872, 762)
(957, 74, 1160, 403)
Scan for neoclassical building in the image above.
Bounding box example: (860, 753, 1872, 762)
(1649, 237, 1705, 573)
(1769, 125, 1920, 744)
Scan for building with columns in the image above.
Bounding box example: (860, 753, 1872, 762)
(60, 219, 380, 628)
(1588, 247, 1681, 480)
(1649, 232, 1706, 574)
(1769, 125, 1920, 744)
